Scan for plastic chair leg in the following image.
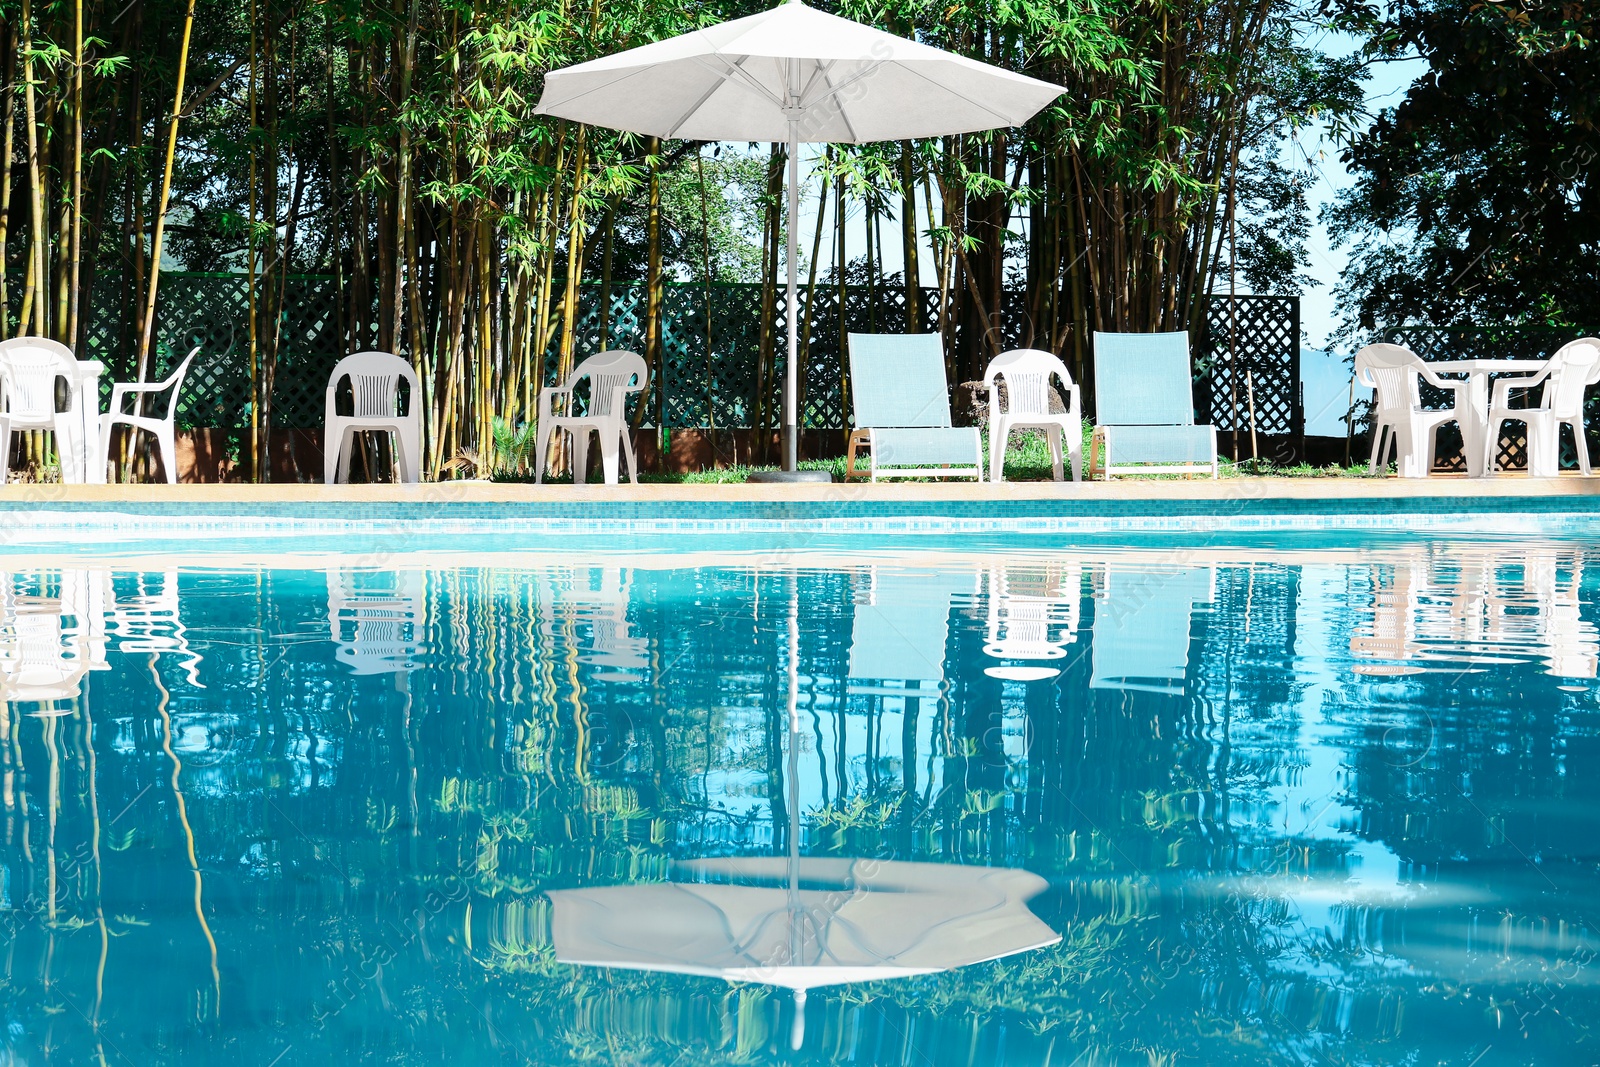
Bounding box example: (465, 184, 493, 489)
(1570, 419, 1592, 475)
(1484, 417, 1504, 476)
(1391, 425, 1419, 477)
(988, 417, 1009, 482)
(335, 427, 360, 484)
(158, 425, 178, 484)
(54, 414, 84, 484)
(1046, 426, 1064, 482)
(571, 429, 590, 485)
(599, 431, 621, 486)
(325, 421, 344, 484)
(619, 425, 640, 485)
(534, 423, 552, 484)
(395, 423, 421, 483)
(1369, 423, 1389, 474)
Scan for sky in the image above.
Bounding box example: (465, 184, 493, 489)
(1288, 33, 1430, 351)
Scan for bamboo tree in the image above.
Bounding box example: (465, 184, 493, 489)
(135, 0, 199, 387)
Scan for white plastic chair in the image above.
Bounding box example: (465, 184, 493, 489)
(1483, 339, 1600, 477)
(1354, 344, 1466, 478)
(100, 346, 199, 484)
(983, 349, 1082, 482)
(0, 337, 84, 482)
(535, 350, 646, 485)
(324, 352, 423, 484)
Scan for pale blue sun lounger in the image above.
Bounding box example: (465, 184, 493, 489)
(1089, 331, 1219, 478)
(846, 334, 983, 481)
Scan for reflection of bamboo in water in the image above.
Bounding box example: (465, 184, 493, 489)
(83, 692, 109, 1024)
(5, 700, 33, 866)
(151, 654, 221, 1017)
(45, 712, 58, 922)
(567, 600, 586, 784)
(1, 700, 11, 841)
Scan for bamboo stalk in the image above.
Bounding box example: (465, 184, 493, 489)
(135, 0, 200, 389)
(66, 0, 84, 348)
(19, 0, 48, 337)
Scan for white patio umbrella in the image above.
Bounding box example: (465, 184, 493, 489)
(535, 0, 1063, 476)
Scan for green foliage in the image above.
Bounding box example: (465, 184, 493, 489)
(1325, 0, 1600, 339)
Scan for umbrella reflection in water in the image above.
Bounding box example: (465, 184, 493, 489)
(547, 571, 1061, 1049)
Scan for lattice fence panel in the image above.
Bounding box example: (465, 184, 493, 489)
(538, 282, 1029, 431)
(1381, 325, 1581, 472)
(1200, 295, 1301, 437)
(29, 273, 1050, 434)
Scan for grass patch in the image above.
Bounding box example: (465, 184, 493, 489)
(491, 429, 1383, 483)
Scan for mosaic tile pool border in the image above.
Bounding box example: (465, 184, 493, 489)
(3, 494, 1599, 543)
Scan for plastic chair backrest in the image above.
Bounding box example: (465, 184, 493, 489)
(1545, 341, 1600, 418)
(1353, 343, 1428, 412)
(564, 350, 646, 418)
(985, 349, 1072, 418)
(1091, 332, 1195, 426)
(327, 352, 419, 419)
(847, 334, 952, 429)
(1572, 338, 1600, 387)
(0, 337, 75, 421)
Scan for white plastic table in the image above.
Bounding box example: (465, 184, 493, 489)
(61, 359, 105, 484)
(1426, 359, 1545, 477)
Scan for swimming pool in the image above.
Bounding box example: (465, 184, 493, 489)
(1, 536, 1596, 1065)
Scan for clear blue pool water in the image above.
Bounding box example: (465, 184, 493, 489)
(1, 537, 1597, 1065)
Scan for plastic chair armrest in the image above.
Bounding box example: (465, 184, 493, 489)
(1491, 374, 1545, 410)
(539, 386, 571, 420)
(108, 382, 159, 416)
(1062, 381, 1082, 419)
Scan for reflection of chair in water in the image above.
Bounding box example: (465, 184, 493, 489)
(983, 563, 1081, 663)
(0, 609, 89, 705)
(538, 567, 648, 677)
(1352, 548, 1599, 678)
(847, 567, 974, 697)
(326, 569, 427, 674)
(104, 570, 204, 686)
(0, 569, 113, 706)
(1089, 566, 1213, 695)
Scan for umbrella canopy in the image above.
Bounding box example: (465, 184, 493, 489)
(535, 0, 1063, 144)
(535, 0, 1062, 472)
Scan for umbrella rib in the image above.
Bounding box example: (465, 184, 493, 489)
(688, 53, 785, 112)
(805, 61, 860, 143)
(537, 64, 659, 114)
(665, 60, 747, 139)
(896, 62, 1025, 126)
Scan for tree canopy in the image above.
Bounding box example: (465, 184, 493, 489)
(1326, 0, 1600, 339)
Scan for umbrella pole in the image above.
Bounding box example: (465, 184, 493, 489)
(784, 126, 800, 472)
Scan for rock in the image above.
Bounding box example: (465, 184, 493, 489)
(952, 379, 1070, 427)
